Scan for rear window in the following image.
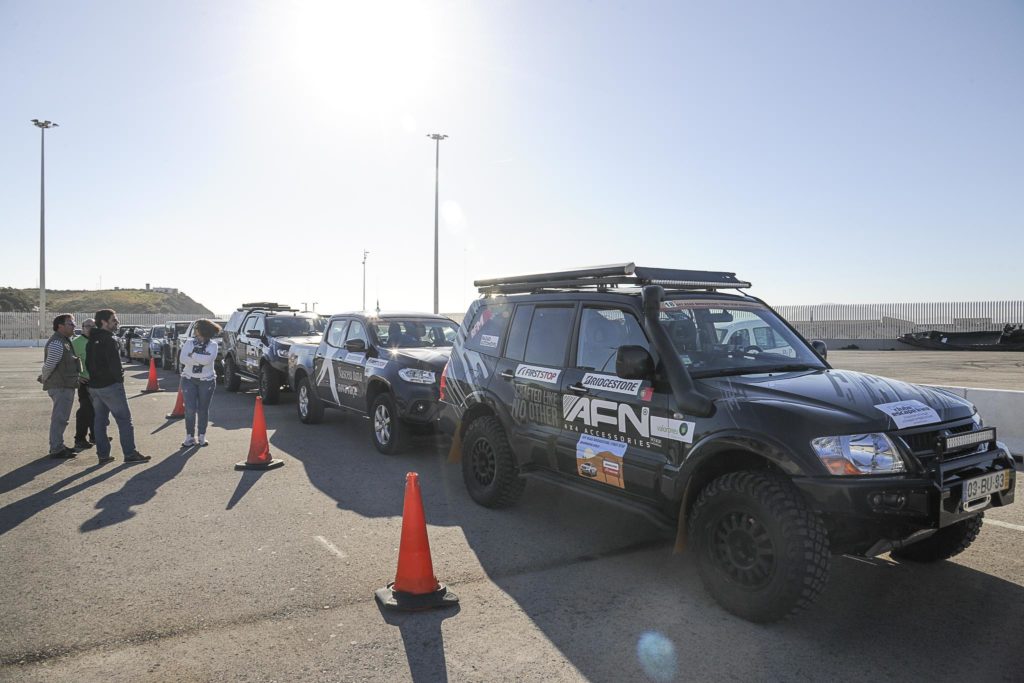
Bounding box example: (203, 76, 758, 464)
(463, 302, 512, 356)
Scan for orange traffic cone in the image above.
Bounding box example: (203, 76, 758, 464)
(165, 384, 185, 420)
(234, 397, 284, 470)
(375, 472, 458, 611)
(142, 358, 162, 393)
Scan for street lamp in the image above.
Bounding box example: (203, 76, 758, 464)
(31, 119, 58, 342)
(427, 133, 447, 314)
(362, 249, 369, 311)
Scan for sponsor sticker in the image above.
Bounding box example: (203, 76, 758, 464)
(649, 416, 695, 443)
(580, 373, 643, 396)
(640, 386, 654, 402)
(365, 358, 388, 370)
(480, 334, 499, 349)
(874, 400, 940, 429)
(575, 434, 627, 489)
(515, 364, 561, 385)
(343, 352, 366, 365)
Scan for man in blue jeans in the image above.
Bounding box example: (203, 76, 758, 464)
(86, 309, 150, 465)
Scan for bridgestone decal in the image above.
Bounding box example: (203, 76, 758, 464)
(515, 364, 561, 384)
(581, 373, 642, 396)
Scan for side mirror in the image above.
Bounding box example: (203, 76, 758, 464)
(245, 329, 263, 340)
(615, 345, 655, 380)
(810, 339, 828, 360)
(344, 338, 367, 353)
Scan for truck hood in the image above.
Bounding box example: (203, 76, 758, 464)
(698, 369, 974, 432)
(382, 347, 452, 370)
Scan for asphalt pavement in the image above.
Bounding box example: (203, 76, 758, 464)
(1, 348, 1022, 682)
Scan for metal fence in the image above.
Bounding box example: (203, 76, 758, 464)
(773, 301, 1024, 340)
(0, 312, 211, 340)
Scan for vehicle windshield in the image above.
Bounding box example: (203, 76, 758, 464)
(658, 299, 826, 377)
(150, 327, 165, 338)
(174, 322, 190, 334)
(266, 315, 326, 337)
(374, 319, 459, 348)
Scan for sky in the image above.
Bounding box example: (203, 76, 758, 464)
(2, 0, 1022, 317)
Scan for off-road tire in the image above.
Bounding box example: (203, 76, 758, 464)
(296, 375, 324, 424)
(371, 393, 405, 454)
(688, 470, 830, 623)
(890, 513, 984, 563)
(259, 364, 281, 404)
(224, 357, 241, 392)
(461, 416, 526, 508)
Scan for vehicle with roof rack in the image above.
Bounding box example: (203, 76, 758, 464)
(221, 302, 326, 403)
(287, 311, 459, 453)
(440, 263, 1016, 622)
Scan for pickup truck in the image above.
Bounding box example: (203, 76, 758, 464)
(222, 303, 326, 403)
(288, 312, 459, 453)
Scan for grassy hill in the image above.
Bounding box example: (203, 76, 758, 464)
(3, 288, 214, 315)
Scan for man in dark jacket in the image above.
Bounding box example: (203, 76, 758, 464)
(86, 309, 150, 465)
(38, 314, 81, 458)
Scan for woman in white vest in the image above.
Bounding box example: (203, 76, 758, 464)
(178, 319, 221, 447)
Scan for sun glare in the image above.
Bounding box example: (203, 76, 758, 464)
(288, 0, 438, 114)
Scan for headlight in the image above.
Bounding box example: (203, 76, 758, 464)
(972, 410, 983, 428)
(811, 433, 905, 475)
(399, 368, 435, 384)
(275, 347, 290, 358)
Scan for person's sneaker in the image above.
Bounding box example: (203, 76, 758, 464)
(74, 440, 94, 451)
(97, 455, 115, 465)
(49, 447, 77, 459)
(198, 434, 208, 447)
(123, 451, 151, 464)
(181, 436, 196, 447)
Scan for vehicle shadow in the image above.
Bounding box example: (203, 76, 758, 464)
(262, 414, 1024, 681)
(80, 446, 199, 532)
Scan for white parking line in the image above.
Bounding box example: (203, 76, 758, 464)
(985, 519, 1024, 533)
(314, 535, 347, 559)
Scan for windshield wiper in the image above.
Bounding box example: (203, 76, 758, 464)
(693, 364, 823, 378)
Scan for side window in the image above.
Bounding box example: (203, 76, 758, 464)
(252, 315, 265, 335)
(523, 306, 575, 367)
(326, 319, 349, 347)
(464, 302, 513, 355)
(346, 320, 368, 345)
(241, 315, 259, 337)
(753, 326, 772, 349)
(729, 328, 751, 348)
(504, 305, 534, 362)
(576, 308, 649, 372)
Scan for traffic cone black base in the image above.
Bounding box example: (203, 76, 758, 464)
(375, 582, 458, 612)
(234, 458, 284, 471)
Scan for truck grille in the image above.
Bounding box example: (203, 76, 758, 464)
(896, 421, 980, 462)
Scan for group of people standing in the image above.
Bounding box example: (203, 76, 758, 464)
(39, 310, 222, 463)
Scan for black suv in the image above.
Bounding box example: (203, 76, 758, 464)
(222, 303, 326, 403)
(440, 264, 1016, 622)
(288, 312, 459, 453)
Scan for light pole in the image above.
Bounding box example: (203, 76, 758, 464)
(32, 119, 58, 342)
(362, 249, 369, 311)
(301, 301, 308, 312)
(427, 133, 447, 314)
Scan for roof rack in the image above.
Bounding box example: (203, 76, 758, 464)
(238, 302, 298, 312)
(474, 263, 751, 295)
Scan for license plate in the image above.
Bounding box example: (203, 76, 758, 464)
(962, 471, 1010, 502)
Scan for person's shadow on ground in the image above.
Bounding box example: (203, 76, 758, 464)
(79, 446, 198, 532)
(0, 460, 125, 536)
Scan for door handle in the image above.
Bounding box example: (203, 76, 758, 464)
(568, 384, 589, 394)
(500, 370, 515, 380)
